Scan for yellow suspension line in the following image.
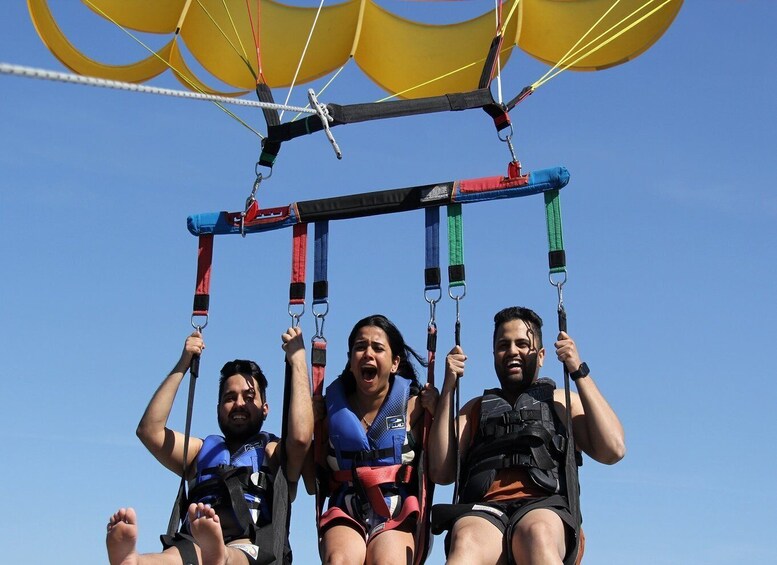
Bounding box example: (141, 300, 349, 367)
(533, 0, 624, 88)
(376, 0, 522, 104)
(82, 0, 264, 138)
(532, 0, 675, 90)
(196, 0, 258, 82)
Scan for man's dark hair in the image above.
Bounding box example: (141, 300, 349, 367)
(493, 306, 544, 350)
(218, 360, 268, 404)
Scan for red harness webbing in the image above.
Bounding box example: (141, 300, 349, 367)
(192, 234, 214, 319)
(289, 223, 307, 308)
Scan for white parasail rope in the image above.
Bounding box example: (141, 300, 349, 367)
(0, 62, 318, 115)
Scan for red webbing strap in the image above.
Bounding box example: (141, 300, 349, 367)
(192, 234, 214, 318)
(312, 340, 327, 528)
(289, 223, 307, 309)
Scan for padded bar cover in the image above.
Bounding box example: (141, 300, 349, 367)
(187, 167, 569, 237)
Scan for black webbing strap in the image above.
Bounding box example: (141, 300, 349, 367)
(311, 221, 329, 533)
(476, 33, 513, 133)
(557, 307, 582, 563)
(505, 85, 535, 112)
(165, 355, 200, 537)
(266, 89, 497, 144)
(256, 83, 282, 169)
(478, 34, 504, 89)
(252, 360, 292, 564)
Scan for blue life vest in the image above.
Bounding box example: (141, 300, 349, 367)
(322, 374, 419, 527)
(326, 375, 411, 470)
(187, 432, 276, 541)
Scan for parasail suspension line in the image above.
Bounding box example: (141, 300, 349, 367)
(184, 0, 257, 82)
(308, 89, 343, 160)
(375, 56, 490, 103)
(80, 0, 261, 128)
(534, 0, 623, 90)
(281, 0, 328, 122)
(532, 0, 675, 90)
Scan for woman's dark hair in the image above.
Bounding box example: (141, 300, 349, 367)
(218, 359, 268, 404)
(342, 314, 426, 393)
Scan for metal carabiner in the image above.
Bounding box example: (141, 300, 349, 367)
(424, 287, 441, 326)
(504, 134, 519, 164)
(312, 300, 329, 341)
(549, 271, 567, 309)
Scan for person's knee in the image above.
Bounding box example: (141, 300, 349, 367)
(449, 523, 485, 556)
(512, 518, 564, 561)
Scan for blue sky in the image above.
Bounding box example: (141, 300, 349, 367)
(1, 2, 775, 564)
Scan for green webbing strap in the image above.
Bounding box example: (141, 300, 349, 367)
(447, 204, 465, 288)
(446, 203, 465, 504)
(544, 190, 567, 274)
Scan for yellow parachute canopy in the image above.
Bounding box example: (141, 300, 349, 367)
(28, 0, 683, 100)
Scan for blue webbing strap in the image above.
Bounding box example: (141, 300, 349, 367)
(313, 221, 329, 305)
(424, 207, 441, 292)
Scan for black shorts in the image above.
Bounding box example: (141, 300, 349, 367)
(432, 495, 579, 565)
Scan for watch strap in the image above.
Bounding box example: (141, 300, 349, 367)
(570, 362, 590, 381)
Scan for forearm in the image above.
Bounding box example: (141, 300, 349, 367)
(429, 380, 458, 484)
(575, 377, 625, 464)
(284, 354, 313, 480)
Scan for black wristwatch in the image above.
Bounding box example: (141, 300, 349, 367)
(570, 362, 590, 381)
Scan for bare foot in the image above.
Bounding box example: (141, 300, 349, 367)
(106, 507, 139, 565)
(188, 503, 227, 565)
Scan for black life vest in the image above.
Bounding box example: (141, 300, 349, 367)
(459, 378, 571, 503)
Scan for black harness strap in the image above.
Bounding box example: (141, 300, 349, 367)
(557, 307, 581, 563)
(266, 89, 498, 145)
(255, 83, 282, 169)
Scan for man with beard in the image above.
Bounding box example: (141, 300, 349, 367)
(106, 327, 313, 565)
(429, 306, 625, 565)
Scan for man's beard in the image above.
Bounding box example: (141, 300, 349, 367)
(498, 351, 540, 395)
(218, 412, 265, 443)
